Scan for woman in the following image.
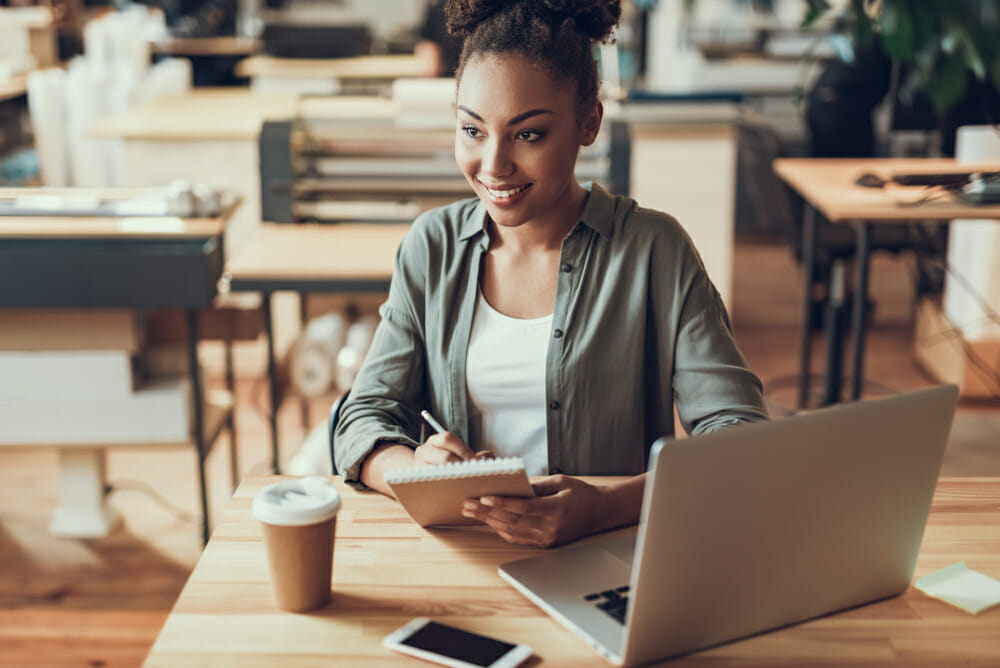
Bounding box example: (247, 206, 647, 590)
(334, 0, 768, 548)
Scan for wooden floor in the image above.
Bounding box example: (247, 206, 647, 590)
(1, 236, 998, 667)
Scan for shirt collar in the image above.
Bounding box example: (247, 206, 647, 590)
(578, 182, 614, 240)
(458, 198, 489, 242)
(456, 181, 615, 243)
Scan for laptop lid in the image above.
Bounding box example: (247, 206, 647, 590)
(499, 385, 959, 666)
(622, 384, 959, 665)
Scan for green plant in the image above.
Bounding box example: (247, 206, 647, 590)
(802, 0, 1000, 116)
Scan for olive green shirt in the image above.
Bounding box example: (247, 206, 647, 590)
(333, 183, 768, 482)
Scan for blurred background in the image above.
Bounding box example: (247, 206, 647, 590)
(0, 1, 998, 665)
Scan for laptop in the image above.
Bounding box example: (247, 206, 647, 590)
(499, 385, 959, 666)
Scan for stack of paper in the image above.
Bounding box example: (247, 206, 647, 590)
(392, 78, 456, 130)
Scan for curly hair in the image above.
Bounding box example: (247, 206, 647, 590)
(444, 0, 621, 118)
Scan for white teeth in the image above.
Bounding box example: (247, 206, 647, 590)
(484, 184, 528, 198)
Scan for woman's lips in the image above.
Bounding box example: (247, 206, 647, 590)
(480, 181, 532, 205)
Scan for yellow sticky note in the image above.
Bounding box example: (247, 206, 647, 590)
(915, 562, 1000, 615)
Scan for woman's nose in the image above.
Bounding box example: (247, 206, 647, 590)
(480, 137, 514, 178)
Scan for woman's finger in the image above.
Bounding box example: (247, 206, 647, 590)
(424, 432, 476, 460)
(414, 442, 464, 466)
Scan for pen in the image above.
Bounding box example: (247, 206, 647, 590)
(420, 410, 447, 434)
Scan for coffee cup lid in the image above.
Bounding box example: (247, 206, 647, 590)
(252, 476, 341, 527)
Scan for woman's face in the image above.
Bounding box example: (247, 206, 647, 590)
(454, 51, 601, 231)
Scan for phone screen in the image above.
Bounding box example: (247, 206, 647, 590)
(400, 621, 516, 666)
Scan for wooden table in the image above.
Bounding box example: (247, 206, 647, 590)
(225, 223, 409, 474)
(236, 54, 419, 88)
(0, 72, 29, 104)
(88, 90, 426, 258)
(772, 158, 1000, 407)
(151, 37, 261, 57)
(143, 476, 1000, 667)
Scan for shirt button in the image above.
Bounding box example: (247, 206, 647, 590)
(553, 329, 563, 339)
(549, 401, 560, 410)
(561, 263, 573, 273)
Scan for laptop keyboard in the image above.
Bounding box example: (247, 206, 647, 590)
(584, 585, 630, 624)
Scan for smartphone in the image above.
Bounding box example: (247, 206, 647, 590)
(383, 618, 532, 668)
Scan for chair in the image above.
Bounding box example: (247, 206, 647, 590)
(736, 120, 918, 326)
(327, 389, 349, 476)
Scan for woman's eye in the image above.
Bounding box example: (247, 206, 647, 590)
(518, 130, 544, 142)
(461, 125, 482, 138)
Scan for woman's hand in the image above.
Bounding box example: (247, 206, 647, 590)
(413, 431, 477, 466)
(461, 475, 606, 548)
(361, 435, 490, 498)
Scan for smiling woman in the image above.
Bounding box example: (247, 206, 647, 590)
(332, 0, 769, 549)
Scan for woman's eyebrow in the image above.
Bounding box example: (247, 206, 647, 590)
(457, 106, 555, 125)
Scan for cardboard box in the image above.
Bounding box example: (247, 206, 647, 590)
(914, 298, 1000, 398)
(0, 309, 140, 352)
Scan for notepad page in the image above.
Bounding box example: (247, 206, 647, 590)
(385, 457, 527, 484)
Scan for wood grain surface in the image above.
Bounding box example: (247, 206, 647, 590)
(142, 476, 1000, 667)
(89, 89, 301, 141)
(0, 187, 238, 239)
(0, 72, 28, 104)
(236, 54, 419, 80)
(225, 223, 409, 283)
(773, 158, 1000, 222)
(150, 37, 260, 57)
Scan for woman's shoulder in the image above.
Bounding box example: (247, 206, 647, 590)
(607, 191, 693, 249)
(410, 197, 483, 241)
(395, 197, 483, 260)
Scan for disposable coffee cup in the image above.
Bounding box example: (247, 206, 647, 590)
(252, 476, 341, 612)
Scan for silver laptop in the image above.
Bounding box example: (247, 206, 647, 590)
(499, 385, 959, 666)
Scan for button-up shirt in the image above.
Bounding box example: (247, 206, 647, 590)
(333, 183, 768, 482)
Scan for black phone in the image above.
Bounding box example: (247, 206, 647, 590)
(383, 618, 533, 668)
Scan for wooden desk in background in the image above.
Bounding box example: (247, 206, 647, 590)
(151, 37, 261, 57)
(0, 188, 241, 544)
(142, 476, 1000, 667)
(89, 91, 421, 259)
(772, 158, 1000, 408)
(0, 72, 29, 104)
(225, 223, 409, 474)
(236, 54, 419, 94)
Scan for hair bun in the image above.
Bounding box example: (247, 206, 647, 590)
(543, 0, 621, 43)
(445, 0, 621, 43)
(444, 0, 506, 39)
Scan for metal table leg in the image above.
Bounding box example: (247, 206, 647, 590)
(299, 291, 310, 429)
(821, 261, 847, 405)
(187, 309, 210, 546)
(798, 204, 818, 409)
(263, 291, 281, 474)
(850, 222, 872, 401)
(224, 337, 239, 490)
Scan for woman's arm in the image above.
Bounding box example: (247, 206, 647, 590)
(461, 473, 647, 548)
(360, 433, 479, 497)
(333, 222, 433, 481)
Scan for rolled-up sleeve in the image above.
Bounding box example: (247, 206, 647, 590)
(333, 226, 429, 482)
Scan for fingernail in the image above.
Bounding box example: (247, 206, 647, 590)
(463, 501, 478, 511)
(480, 497, 495, 507)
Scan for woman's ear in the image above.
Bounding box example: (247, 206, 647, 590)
(579, 101, 604, 146)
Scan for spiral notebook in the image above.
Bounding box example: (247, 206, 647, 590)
(385, 457, 534, 527)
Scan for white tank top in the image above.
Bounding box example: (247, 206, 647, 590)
(466, 291, 551, 475)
